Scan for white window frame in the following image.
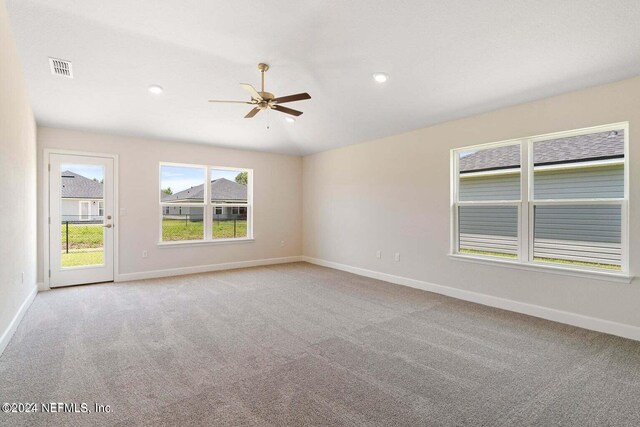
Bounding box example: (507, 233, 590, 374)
(450, 122, 630, 281)
(158, 162, 254, 246)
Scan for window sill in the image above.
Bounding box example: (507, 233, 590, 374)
(448, 253, 633, 284)
(158, 238, 254, 248)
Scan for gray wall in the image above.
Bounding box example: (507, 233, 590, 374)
(458, 206, 518, 237)
(534, 205, 621, 244)
(460, 165, 623, 202)
(459, 173, 520, 201)
(460, 165, 623, 242)
(534, 165, 623, 199)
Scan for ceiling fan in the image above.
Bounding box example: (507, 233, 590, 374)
(208, 63, 311, 118)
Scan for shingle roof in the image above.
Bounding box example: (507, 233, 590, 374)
(162, 178, 247, 202)
(459, 130, 624, 173)
(61, 170, 103, 198)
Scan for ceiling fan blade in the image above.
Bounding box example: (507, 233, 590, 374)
(272, 105, 303, 117)
(240, 83, 263, 101)
(244, 107, 261, 118)
(208, 100, 254, 104)
(273, 93, 311, 104)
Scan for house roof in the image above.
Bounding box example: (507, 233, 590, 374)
(162, 178, 247, 202)
(61, 170, 103, 198)
(459, 130, 624, 173)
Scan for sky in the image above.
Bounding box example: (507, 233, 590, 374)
(160, 166, 243, 193)
(61, 164, 104, 181)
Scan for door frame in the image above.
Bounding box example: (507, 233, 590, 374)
(43, 149, 119, 289)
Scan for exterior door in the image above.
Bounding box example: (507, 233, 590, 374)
(49, 153, 115, 287)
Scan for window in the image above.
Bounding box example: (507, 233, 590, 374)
(79, 201, 90, 221)
(159, 164, 252, 243)
(211, 168, 249, 240)
(98, 201, 104, 217)
(452, 123, 628, 274)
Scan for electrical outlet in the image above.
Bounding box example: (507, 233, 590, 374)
(280, 240, 285, 247)
(376, 250, 381, 259)
(395, 252, 400, 262)
(142, 250, 148, 258)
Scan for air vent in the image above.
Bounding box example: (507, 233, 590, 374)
(48, 57, 73, 78)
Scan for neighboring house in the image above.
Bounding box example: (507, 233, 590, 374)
(61, 170, 104, 222)
(458, 130, 624, 266)
(161, 178, 247, 221)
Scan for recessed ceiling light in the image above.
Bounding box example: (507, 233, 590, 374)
(285, 116, 296, 123)
(373, 72, 389, 83)
(148, 84, 164, 95)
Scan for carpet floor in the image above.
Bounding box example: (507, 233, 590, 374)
(1, 262, 639, 426)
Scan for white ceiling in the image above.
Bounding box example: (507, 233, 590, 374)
(7, 0, 640, 156)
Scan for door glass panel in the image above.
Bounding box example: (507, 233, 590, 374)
(60, 165, 105, 268)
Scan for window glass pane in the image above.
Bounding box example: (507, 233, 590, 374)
(458, 144, 520, 201)
(533, 204, 621, 270)
(458, 205, 518, 258)
(533, 129, 624, 200)
(210, 168, 248, 204)
(160, 165, 205, 203)
(162, 206, 204, 241)
(60, 165, 104, 268)
(212, 207, 247, 239)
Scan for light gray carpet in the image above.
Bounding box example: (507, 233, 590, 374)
(1, 262, 639, 426)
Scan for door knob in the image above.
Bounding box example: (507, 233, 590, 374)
(103, 224, 113, 228)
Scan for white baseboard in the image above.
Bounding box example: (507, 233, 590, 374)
(302, 256, 640, 342)
(0, 285, 38, 357)
(116, 256, 303, 282)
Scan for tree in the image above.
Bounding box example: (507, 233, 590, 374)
(161, 187, 173, 195)
(235, 171, 248, 185)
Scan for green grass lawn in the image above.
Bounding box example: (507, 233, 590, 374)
(459, 248, 517, 259)
(533, 257, 620, 271)
(213, 220, 247, 239)
(61, 250, 104, 267)
(61, 223, 103, 250)
(162, 219, 247, 241)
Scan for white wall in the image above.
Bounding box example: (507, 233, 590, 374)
(37, 128, 302, 284)
(303, 76, 640, 331)
(0, 0, 37, 353)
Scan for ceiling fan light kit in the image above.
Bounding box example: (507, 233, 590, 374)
(209, 63, 311, 119)
(373, 72, 389, 83)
